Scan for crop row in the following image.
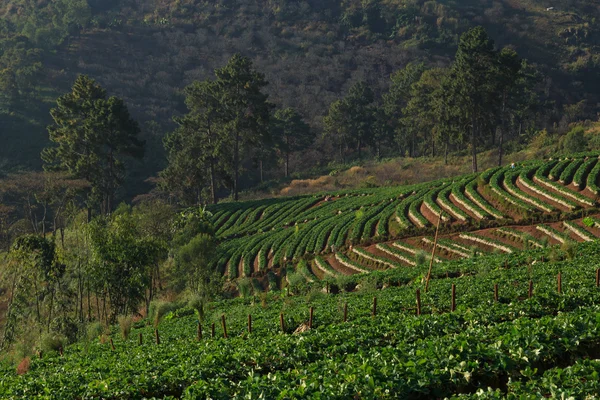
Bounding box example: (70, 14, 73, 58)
(8, 240, 600, 397)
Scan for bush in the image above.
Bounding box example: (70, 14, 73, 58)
(117, 315, 133, 340)
(86, 322, 104, 342)
(561, 126, 587, 154)
(39, 333, 67, 354)
(237, 278, 253, 298)
(148, 300, 182, 328)
(49, 316, 79, 344)
(187, 294, 206, 323)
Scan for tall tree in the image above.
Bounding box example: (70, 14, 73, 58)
(383, 62, 426, 157)
(323, 100, 351, 163)
(42, 75, 144, 217)
(450, 27, 499, 173)
(323, 81, 375, 161)
(162, 80, 224, 205)
(402, 68, 447, 158)
(494, 48, 522, 166)
(214, 54, 272, 201)
(272, 107, 313, 177)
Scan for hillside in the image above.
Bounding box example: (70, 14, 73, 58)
(209, 152, 600, 289)
(2, 0, 600, 184)
(3, 152, 600, 396)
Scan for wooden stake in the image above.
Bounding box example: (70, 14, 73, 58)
(155, 329, 160, 345)
(596, 269, 599, 287)
(451, 284, 456, 312)
(494, 284, 498, 302)
(372, 297, 377, 317)
(221, 314, 228, 339)
(110, 338, 115, 351)
(309, 307, 314, 329)
(197, 323, 202, 341)
(280, 313, 285, 333)
(211, 323, 215, 338)
(343, 302, 348, 322)
(416, 289, 421, 316)
(138, 332, 143, 345)
(425, 211, 443, 293)
(248, 314, 252, 334)
(557, 272, 562, 294)
(528, 280, 533, 299)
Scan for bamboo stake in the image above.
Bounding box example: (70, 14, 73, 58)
(528, 280, 533, 299)
(343, 302, 348, 322)
(211, 323, 215, 338)
(372, 297, 377, 317)
(138, 332, 143, 346)
(280, 313, 285, 333)
(416, 289, 421, 316)
(309, 307, 314, 329)
(557, 272, 562, 294)
(155, 329, 160, 345)
(596, 269, 599, 287)
(221, 314, 228, 339)
(494, 284, 498, 302)
(425, 211, 443, 293)
(451, 284, 456, 312)
(248, 314, 252, 334)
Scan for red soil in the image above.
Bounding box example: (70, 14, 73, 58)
(515, 177, 570, 212)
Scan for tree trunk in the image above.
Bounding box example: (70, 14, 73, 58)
(209, 159, 217, 205)
(444, 140, 448, 165)
(259, 160, 263, 183)
(285, 151, 289, 178)
(234, 133, 240, 201)
(471, 118, 478, 173)
(498, 126, 504, 167)
(498, 94, 507, 167)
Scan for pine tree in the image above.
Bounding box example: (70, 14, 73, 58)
(42, 75, 143, 217)
(272, 108, 313, 177)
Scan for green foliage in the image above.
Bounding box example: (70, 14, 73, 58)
(88, 210, 164, 321)
(117, 315, 133, 340)
(38, 332, 66, 354)
(42, 75, 144, 214)
(6, 242, 600, 397)
(272, 108, 313, 177)
(561, 126, 588, 154)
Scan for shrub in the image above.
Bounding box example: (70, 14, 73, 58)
(86, 322, 104, 342)
(237, 278, 253, 298)
(187, 293, 206, 323)
(561, 126, 587, 154)
(117, 315, 133, 340)
(148, 300, 181, 328)
(39, 333, 67, 354)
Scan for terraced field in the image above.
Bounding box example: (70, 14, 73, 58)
(210, 154, 600, 285)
